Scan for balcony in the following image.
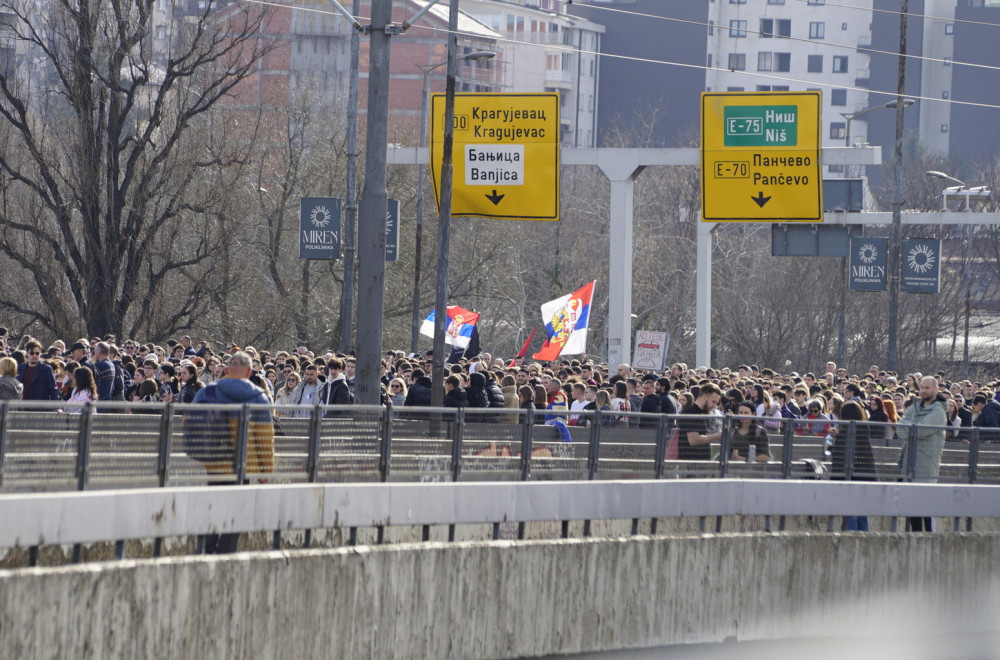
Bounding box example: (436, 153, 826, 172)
(854, 68, 870, 88)
(545, 68, 574, 88)
(856, 34, 872, 54)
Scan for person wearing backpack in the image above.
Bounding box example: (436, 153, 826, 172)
(189, 351, 275, 554)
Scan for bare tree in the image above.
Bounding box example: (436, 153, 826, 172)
(0, 0, 271, 340)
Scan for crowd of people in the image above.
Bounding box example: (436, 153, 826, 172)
(4, 327, 993, 539)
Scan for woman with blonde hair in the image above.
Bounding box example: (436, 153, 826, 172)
(0, 356, 23, 400)
(388, 377, 408, 406)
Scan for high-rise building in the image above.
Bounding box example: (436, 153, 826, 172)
(462, 0, 605, 147)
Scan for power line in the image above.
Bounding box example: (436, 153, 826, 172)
(577, 1, 1000, 74)
(789, 0, 1000, 29)
(237, 0, 1000, 112)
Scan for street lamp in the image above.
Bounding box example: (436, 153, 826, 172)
(841, 98, 913, 149)
(834, 98, 913, 366)
(925, 171, 992, 379)
(410, 50, 495, 354)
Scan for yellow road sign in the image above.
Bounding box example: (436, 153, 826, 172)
(701, 91, 822, 222)
(431, 93, 559, 221)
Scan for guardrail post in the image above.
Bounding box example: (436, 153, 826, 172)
(0, 401, 8, 489)
(517, 408, 534, 540)
(653, 414, 667, 480)
(379, 404, 392, 483)
(905, 423, 918, 483)
(967, 426, 980, 532)
(153, 402, 174, 558)
(968, 426, 980, 485)
(844, 421, 857, 481)
(779, 419, 794, 531)
(587, 412, 601, 481)
(450, 408, 464, 483)
(718, 414, 732, 479)
(520, 407, 534, 482)
(157, 402, 174, 488)
(72, 402, 95, 563)
(234, 404, 250, 485)
(307, 403, 323, 484)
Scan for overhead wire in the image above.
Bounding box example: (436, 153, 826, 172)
(237, 0, 1000, 112)
(577, 1, 1000, 73)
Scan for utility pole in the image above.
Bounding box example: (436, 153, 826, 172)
(886, 0, 908, 372)
(355, 0, 392, 405)
(340, 0, 361, 354)
(430, 0, 459, 407)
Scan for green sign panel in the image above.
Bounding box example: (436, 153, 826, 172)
(723, 105, 798, 147)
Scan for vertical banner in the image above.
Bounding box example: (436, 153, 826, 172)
(849, 236, 888, 291)
(385, 199, 400, 262)
(299, 197, 342, 260)
(632, 330, 669, 371)
(901, 238, 941, 293)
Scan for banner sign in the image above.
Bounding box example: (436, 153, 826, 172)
(849, 236, 888, 292)
(901, 238, 941, 294)
(385, 199, 400, 262)
(632, 330, 669, 371)
(299, 197, 342, 260)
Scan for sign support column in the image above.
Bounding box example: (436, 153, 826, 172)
(597, 152, 643, 371)
(696, 221, 716, 369)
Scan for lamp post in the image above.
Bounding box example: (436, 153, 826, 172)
(926, 171, 992, 379)
(410, 50, 495, 355)
(835, 98, 913, 366)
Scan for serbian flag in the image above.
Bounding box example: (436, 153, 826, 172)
(420, 305, 480, 349)
(533, 281, 596, 361)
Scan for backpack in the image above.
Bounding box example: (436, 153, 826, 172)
(182, 384, 233, 464)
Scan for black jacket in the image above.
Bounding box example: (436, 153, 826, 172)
(485, 378, 505, 408)
(444, 387, 468, 408)
(639, 394, 660, 428)
(404, 377, 433, 406)
(975, 399, 1000, 429)
(659, 392, 677, 416)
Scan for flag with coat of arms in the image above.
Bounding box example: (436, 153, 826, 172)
(533, 281, 596, 361)
(420, 305, 480, 349)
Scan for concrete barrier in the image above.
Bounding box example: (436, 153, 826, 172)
(2, 533, 998, 658)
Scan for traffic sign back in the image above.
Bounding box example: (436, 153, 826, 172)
(701, 92, 822, 222)
(430, 93, 559, 221)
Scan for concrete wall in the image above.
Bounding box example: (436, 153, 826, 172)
(2, 533, 999, 658)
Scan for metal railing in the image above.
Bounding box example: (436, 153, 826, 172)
(1, 402, 997, 493)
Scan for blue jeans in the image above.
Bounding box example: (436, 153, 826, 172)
(844, 516, 869, 531)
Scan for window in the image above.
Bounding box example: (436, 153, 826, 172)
(832, 56, 848, 73)
(707, 54, 713, 68)
(729, 20, 747, 38)
(772, 85, 789, 91)
(729, 0, 746, 3)
(942, 90, 950, 99)
(809, 22, 825, 39)
(775, 53, 791, 72)
(727, 87, 745, 92)
(708, 20, 714, 36)
(808, 0, 825, 4)
(830, 122, 846, 139)
(807, 55, 823, 72)
(768, 0, 785, 3)
(759, 18, 791, 38)
(945, 24, 954, 35)
(831, 89, 847, 106)
(944, 57, 952, 66)
(757, 85, 773, 91)
(758, 52, 773, 71)
(729, 53, 746, 70)
(842, 23, 848, 30)
(941, 124, 949, 133)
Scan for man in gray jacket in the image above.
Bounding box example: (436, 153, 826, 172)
(897, 376, 947, 532)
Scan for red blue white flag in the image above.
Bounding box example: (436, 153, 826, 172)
(420, 305, 481, 349)
(533, 281, 596, 361)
